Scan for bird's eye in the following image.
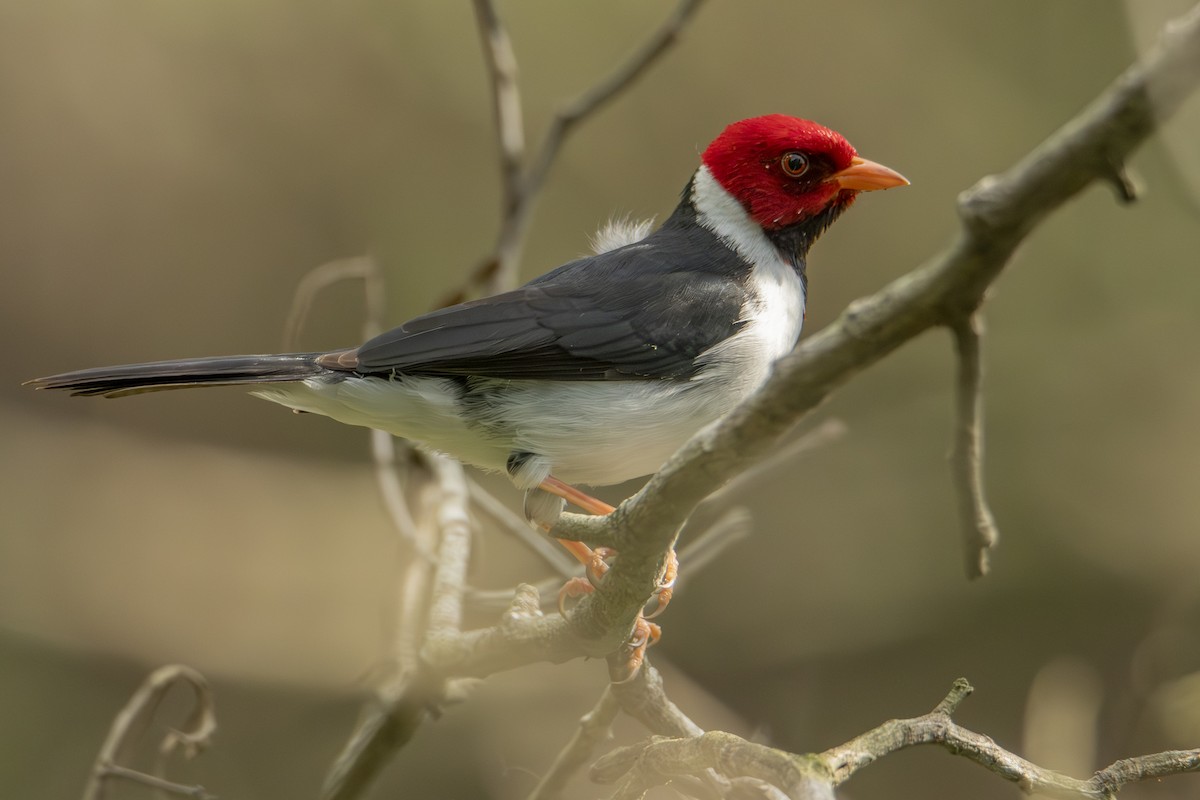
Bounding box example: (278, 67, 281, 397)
(780, 152, 809, 177)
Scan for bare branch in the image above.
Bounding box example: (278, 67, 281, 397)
(471, 0, 525, 220)
(427, 455, 474, 637)
(822, 678, 1200, 799)
(91, 763, 214, 800)
(282, 255, 385, 350)
(590, 679, 1198, 799)
(592, 732, 833, 800)
(609, 658, 703, 739)
(322, 479, 446, 800)
(442, 0, 707, 306)
(527, 688, 620, 800)
(469, 480, 579, 578)
(83, 664, 216, 800)
(521, 0, 707, 209)
(948, 314, 998, 579)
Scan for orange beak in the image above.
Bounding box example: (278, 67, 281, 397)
(828, 156, 909, 191)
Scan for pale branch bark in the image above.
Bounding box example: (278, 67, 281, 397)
(426, 456, 474, 637)
(471, 0, 525, 223)
(822, 678, 1200, 799)
(592, 679, 1199, 799)
(323, 452, 482, 800)
(948, 313, 998, 579)
(82, 664, 216, 800)
(321, 480, 447, 800)
(369, 429, 437, 563)
(442, 0, 707, 305)
(609, 658, 703, 739)
(527, 687, 621, 800)
(604, 659, 738, 800)
(592, 732, 833, 800)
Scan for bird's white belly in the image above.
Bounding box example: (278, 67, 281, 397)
(254, 259, 805, 487)
(254, 366, 760, 487)
(479, 377, 746, 485)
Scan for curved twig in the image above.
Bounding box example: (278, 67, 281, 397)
(83, 664, 216, 800)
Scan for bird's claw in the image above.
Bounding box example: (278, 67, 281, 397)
(609, 617, 662, 683)
(587, 546, 615, 587)
(642, 548, 678, 620)
(556, 576, 594, 617)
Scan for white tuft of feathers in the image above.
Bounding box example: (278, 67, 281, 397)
(589, 216, 656, 254)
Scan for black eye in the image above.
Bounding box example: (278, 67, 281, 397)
(780, 151, 809, 177)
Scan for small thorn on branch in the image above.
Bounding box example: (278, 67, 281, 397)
(1103, 156, 1140, 204)
(948, 313, 999, 579)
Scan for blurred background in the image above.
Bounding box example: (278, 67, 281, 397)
(3, 0, 1200, 797)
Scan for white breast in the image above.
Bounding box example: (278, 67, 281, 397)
(689, 165, 807, 394)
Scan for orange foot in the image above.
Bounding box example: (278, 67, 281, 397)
(535, 476, 674, 681)
(609, 617, 662, 683)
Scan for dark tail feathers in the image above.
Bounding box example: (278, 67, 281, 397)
(26, 353, 329, 398)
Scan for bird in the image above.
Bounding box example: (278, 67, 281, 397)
(28, 115, 907, 629)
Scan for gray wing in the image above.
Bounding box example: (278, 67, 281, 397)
(350, 225, 753, 381)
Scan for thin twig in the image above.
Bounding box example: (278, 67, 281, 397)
(469, 480, 579, 578)
(609, 658, 703, 739)
(527, 688, 621, 800)
(700, 419, 846, 510)
(93, 763, 214, 800)
(822, 678, 1200, 799)
(669, 506, 753, 583)
(593, 679, 1199, 800)
(441, 0, 707, 306)
(324, 456, 478, 800)
(471, 0, 525, 230)
(321, 479, 446, 800)
(83, 665, 216, 800)
(282, 255, 384, 351)
(521, 0, 707, 212)
(948, 314, 998, 579)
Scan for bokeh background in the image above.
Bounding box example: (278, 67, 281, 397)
(3, 1, 1200, 797)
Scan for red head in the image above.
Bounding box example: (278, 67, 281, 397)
(701, 115, 907, 230)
